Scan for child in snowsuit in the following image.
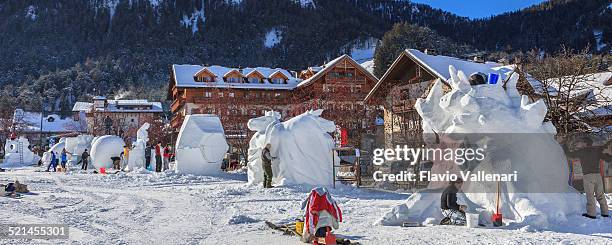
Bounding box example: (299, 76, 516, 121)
(440, 178, 467, 225)
(563, 137, 612, 218)
(262, 145, 274, 188)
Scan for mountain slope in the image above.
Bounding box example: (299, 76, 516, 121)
(0, 0, 609, 113)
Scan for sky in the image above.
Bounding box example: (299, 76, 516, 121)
(410, 0, 547, 19)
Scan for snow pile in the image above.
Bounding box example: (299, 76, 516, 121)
(379, 65, 583, 228)
(175, 115, 229, 175)
(264, 28, 282, 48)
(90, 135, 125, 169)
(2, 137, 40, 167)
(247, 109, 339, 186)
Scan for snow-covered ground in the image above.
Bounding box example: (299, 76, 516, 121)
(1, 167, 611, 244)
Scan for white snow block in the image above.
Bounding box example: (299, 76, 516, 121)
(175, 115, 229, 175)
(90, 135, 125, 169)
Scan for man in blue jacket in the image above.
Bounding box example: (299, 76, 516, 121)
(46, 151, 58, 172)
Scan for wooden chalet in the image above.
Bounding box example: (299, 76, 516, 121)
(168, 55, 382, 157)
(168, 66, 296, 146)
(290, 55, 381, 147)
(365, 49, 518, 148)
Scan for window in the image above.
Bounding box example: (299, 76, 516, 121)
(227, 77, 242, 83)
(248, 77, 260, 83)
(274, 93, 281, 98)
(131, 118, 135, 122)
(229, 92, 235, 98)
(47, 117, 55, 123)
(205, 92, 212, 98)
(271, 78, 285, 84)
(219, 92, 224, 98)
(195, 76, 213, 82)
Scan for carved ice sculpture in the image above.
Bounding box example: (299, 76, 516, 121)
(2, 137, 40, 167)
(379, 66, 583, 228)
(247, 109, 339, 186)
(175, 115, 229, 175)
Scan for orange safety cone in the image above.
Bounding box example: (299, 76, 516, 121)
(492, 181, 503, 226)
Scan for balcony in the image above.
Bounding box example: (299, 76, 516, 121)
(170, 99, 184, 112)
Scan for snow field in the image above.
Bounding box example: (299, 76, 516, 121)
(0, 167, 610, 244)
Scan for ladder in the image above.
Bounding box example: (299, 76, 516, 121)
(17, 141, 24, 165)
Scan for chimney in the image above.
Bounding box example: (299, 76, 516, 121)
(424, 48, 437, 55)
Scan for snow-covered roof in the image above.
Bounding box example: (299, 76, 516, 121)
(406, 49, 515, 82)
(366, 49, 541, 101)
(172, 65, 301, 90)
(13, 109, 86, 133)
(360, 59, 374, 74)
(541, 71, 612, 118)
(297, 55, 378, 88)
(72, 102, 93, 112)
(71, 100, 163, 113)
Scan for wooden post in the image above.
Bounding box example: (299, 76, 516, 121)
(332, 149, 336, 189)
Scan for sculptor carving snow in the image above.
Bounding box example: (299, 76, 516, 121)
(379, 65, 584, 228)
(247, 109, 338, 186)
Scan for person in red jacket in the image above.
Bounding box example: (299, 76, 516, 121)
(301, 187, 342, 243)
(155, 141, 162, 172)
(162, 144, 171, 171)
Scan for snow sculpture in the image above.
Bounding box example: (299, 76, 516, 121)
(90, 135, 125, 169)
(379, 66, 583, 227)
(175, 115, 229, 175)
(49, 138, 66, 155)
(64, 135, 93, 156)
(247, 109, 338, 186)
(2, 137, 39, 167)
(127, 123, 150, 171)
(247, 111, 281, 184)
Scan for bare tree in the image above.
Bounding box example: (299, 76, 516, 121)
(520, 46, 611, 136)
